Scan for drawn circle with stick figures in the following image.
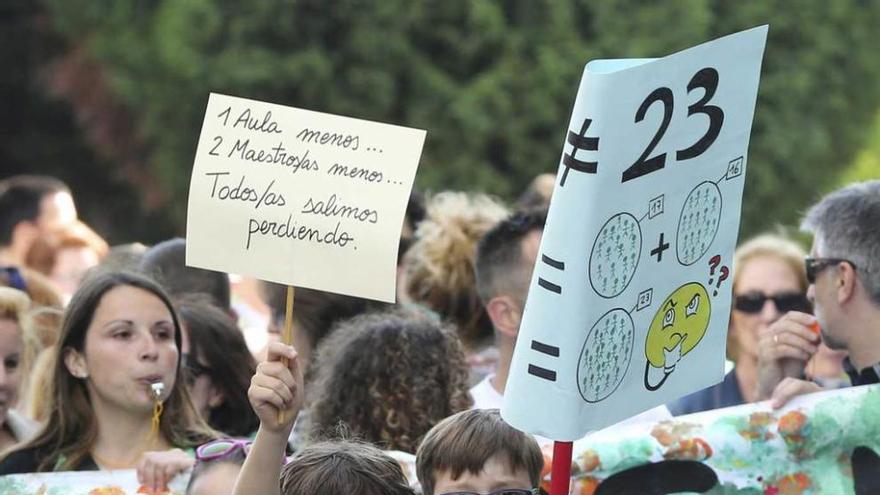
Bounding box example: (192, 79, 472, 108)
(589, 213, 642, 298)
(676, 181, 722, 266)
(577, 308, 634, 403)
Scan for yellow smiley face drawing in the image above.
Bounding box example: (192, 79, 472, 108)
(645, 282, 711, 368)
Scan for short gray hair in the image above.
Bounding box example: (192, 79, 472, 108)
(801, 180, 880, 306)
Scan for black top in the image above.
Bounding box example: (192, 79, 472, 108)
(668, 369, 745, 416)
(0, 446, 98, 475)
(844, 358, 880, 386)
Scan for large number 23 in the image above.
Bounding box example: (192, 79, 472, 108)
(621, 67, 723, 183)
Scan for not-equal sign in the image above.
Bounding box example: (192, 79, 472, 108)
(537, 253, 565, 294)
(529, 252, 565, 381)
(528, 340, 560, 382)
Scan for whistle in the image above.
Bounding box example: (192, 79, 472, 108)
(151, 382, 165, 401)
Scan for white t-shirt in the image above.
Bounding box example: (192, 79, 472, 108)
(469, 374, 505, 410)
(469, 374, 673, 446)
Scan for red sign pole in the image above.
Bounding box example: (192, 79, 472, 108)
(550, 441, 573, 495)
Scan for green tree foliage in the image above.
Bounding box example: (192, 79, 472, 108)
(43, 0, 880, 239)
(0, 1, 177, 243)
(839, 110, 880, 186)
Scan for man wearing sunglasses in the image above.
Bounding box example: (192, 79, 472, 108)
(757, 180, 880, 407)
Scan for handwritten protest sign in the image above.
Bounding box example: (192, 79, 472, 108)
(186, 94, 426, 302)
(503, 26, 768, 439)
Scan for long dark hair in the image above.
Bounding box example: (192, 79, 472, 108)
(0, 271, 215, 470)
(178, 297, 259, 437)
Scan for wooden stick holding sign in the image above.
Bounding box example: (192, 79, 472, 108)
(279, 285, 295, 424)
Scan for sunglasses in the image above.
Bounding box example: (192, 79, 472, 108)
(196, 438, 252, 462)
(805, 257, 858, 284)
(182, 354, 212, 384)
(196, 438, 291, 465)
(440, 490, 540, 495)
(733, 291, 810, 314)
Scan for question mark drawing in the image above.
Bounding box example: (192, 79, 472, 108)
(707, 255, 729, 296)
(708, 255, 721, 283)
(714, 266, 729, 296)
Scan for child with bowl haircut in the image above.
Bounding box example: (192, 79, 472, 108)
(416, 409, 543, 495)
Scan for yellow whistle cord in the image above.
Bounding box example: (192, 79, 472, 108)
(90, 398, 165, 471)
(150, 399, 164, 440)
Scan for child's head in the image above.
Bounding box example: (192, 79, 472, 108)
(186, 460, 243, 495)
(186, 439, 249, 495)
(280, 440, 415, 495)
(186, 450, 250, 495)
(416, 409, 543, 495)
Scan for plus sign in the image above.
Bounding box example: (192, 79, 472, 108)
(651, 233, 670, 262)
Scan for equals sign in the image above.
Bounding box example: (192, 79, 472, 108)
(537, 254, 565, 294)
(527, 339, 560, 382)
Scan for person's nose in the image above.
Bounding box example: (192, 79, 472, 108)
(760, 298, 781, 323)
(807, 284, 816, 304)
(139, 332, 160, 361)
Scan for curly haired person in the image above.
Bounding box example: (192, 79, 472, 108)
(306, 310, 472, 453)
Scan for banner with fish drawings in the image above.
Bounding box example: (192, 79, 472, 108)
(537, 385, 880, 494)
(0, 469, 189, 495)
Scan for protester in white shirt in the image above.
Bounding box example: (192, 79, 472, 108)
(471, 209, 670, 444)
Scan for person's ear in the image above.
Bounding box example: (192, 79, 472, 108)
(486, 295, 522, 339)
(11, 221, 38, 249)
(63, 347, 89, 379)
(836, 261, 857, 304)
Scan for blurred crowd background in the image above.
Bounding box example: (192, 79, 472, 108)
(3, 0, 880, 245)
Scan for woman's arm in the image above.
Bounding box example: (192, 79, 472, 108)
(136, 448, 195, 492)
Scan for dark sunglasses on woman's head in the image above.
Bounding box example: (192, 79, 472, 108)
(440, 490, 540, 495)
(733, 291, 810, 314)
(805, 257, 858, 284)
